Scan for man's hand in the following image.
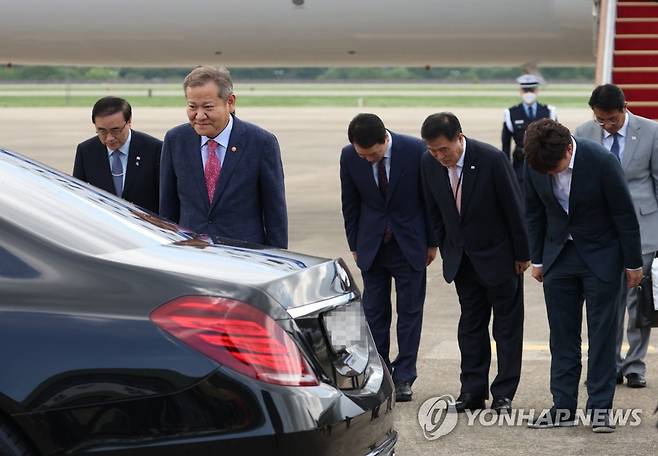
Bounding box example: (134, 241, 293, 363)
(426, 247, 438, 266)
(351, 251, 357, 262)
(515, 260, 530, 275)
(626, 268, 643, 288)
(531, 266, 543, 283)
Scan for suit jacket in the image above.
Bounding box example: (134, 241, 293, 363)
(73, 130, 162, 213)
(160, 117, 287, 248)
(575, 113, 658, 254)
(526, 137, 642, 281)
(422, 138, 528, 286)
(340, 132, 436, 272)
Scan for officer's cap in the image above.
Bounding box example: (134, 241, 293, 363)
(516, 74, 540, 89)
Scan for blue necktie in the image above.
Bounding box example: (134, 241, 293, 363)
(110, 150, 124, 196)
(610, 134, 620, 162)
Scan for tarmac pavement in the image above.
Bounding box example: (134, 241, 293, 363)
(0, 106, 656, 455)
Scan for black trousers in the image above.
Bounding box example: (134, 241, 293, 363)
(543, 242, 621, 411)
(361, 238, 426, 385)
(453, 254, 524, 400)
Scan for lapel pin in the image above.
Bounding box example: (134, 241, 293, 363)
(231, 146, 237, 152)
(470, 165, 476, 170)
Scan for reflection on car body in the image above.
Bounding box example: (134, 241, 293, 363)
(0, 149, 396, 455)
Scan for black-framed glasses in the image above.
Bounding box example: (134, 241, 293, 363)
(96, 121, 128, 138)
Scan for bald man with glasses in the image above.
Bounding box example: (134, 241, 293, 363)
(73, 96, 162, 213)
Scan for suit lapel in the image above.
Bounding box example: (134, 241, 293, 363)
(459, 138, 478, 218)
(186, 128, 209, 210)
(567, 141, 583, 218)
(211, 116, 248, 210)
(94, 139, 115, 194)
(122, 131, 138, 198)
(621, 114, 640, 171)
(361, 155, 384, 203)
(546, 173, 566, 215)
(386, 134, 406, 203)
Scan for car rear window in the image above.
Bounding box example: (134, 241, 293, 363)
(0, 150, 192, 255)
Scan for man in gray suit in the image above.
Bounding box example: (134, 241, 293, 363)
(575, 84, 657, 388)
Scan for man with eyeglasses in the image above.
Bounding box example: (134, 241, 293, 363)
(575, 84, 657, 389)
(421, 112, 529, 414)
(73, 96, 162, 213)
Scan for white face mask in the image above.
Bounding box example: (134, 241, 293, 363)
(522, 92, 537, 105)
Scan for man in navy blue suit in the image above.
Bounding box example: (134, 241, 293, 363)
(340, 113, 437, 402)
(160, 66, 287, 248)
(524, 119, 642, 433)
(74, 97, 162, 213)
(421, 112, 529, 413)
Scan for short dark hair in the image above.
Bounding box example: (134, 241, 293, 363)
(347, 113, 387, 148)
(92, 97, 132, 123)
(588, 84, 626, 112)
(524, 118, 572, 174)
(421, 112, 462, 141)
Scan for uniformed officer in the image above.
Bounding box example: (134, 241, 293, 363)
(502, 74, 557, 189)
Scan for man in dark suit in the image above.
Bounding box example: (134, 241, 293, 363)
(340, 113, 437, 402)
(73, 97, 161, 213)
(420, 112, 529, 413)
(524, 119, 642, 433)
(160, 66, 287, 248)
(575, 84, 657, 389)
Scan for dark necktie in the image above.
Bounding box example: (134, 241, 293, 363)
(610, 133, 620, 161)
(377, 158, 393, 243)
(110, 150, 123, 196)
(377, 157, 388, 197)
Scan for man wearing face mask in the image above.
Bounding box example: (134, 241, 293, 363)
(502, 74, 557, 190)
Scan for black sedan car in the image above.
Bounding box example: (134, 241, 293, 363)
(0, 149, 396, 455)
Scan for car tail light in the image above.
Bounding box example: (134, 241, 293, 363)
(151, 296, 319, 387)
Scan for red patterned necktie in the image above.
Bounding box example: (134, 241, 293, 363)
(204, 139, 221, 202)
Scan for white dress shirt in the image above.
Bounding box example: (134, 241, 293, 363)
(552, 138, 576, 215)
(201, 114, 233, 168)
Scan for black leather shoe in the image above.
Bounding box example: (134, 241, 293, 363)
(454, 393, 485, 413)
(394, 382, 413, 402)
(491, 397, 512, 413)
(626, 373, 647, 388)
(591, 410, 616, 433)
